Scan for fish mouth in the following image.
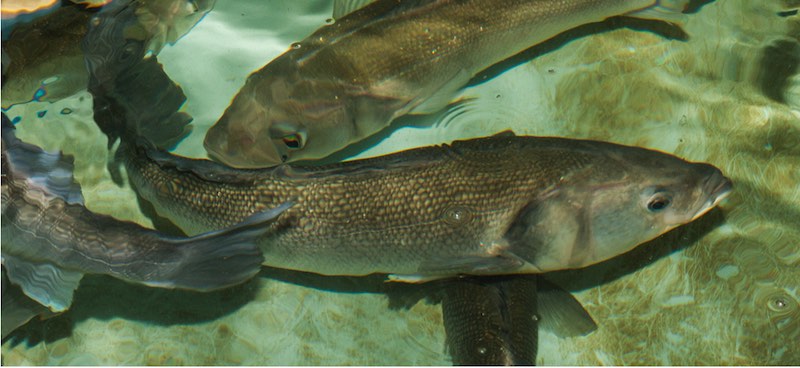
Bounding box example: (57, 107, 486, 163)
(691, 170, 733, 221)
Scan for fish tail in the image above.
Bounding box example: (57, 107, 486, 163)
(143, 202, 293, 291)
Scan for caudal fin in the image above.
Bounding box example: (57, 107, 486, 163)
(143, 202, 293, 292)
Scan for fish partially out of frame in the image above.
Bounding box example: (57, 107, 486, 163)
(204, 0, 703, 167)
(1, 114, 290, 338)
(86, 26, 731, 283)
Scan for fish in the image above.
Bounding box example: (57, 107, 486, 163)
(86, 28, 731, 282)
(203, 0, 699, 168)
(1, 267, 55, 340)
(1, 113, 291, 338)
(1, 0, 215, 108)
(94, 65, 731, 282)
(123, 133, 731, 281)
(437, 275, 595, 365)
(384, 274, 596, 365)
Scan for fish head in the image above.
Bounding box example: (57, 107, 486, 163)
(581, 151, 732, 265)
(205, 65, 357, 168)
(519, 143, 732, 272)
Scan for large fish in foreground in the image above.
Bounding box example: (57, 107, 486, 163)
(86, 35, 731, 282)
(0, 114, 289, 337)
(204, 0, 700, 167)
(96, 73, 731, 281)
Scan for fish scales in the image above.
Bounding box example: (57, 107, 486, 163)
(86, 32, 730, 280)
(300, 0, 643, 87)
(122, 132, 717, 279)
(1, 114, 287, 332)
(205, 0, 679, 167)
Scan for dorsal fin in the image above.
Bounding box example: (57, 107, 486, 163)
(332, 0, 376, 19)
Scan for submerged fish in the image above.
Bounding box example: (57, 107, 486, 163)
(1, 114, 290, 337)
(1, 0, 214, 108)
(88, 34, 731, 282)
(107, 110, 732, 281)
(387, 274, 596, 365)
(440, 275, 598, 365)
(204, 0, 697, 167)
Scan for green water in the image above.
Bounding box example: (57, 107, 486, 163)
(2, 0, 799, 365)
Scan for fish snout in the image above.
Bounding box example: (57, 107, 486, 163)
(690, 164, 733, 221)
(699, 164, 733, 205)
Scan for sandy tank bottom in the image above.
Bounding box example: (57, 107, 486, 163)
(2, 0, 799, 365)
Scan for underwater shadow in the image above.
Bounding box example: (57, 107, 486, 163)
(3, 274, 261, 347)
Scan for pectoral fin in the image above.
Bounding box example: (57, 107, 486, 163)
(408, 68, 471, 115)
(2, 255, 83, 312)
(537, 278, 597, 337)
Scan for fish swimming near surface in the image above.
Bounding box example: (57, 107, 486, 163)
(0, 114, 291, 338)
(83, 18, 731, 282)
(1, 0, 215, 108)
(90, 55, 732, 283)
(204, 0, 704, 167)
(118, 122, 733, 281)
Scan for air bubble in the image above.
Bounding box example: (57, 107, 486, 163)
(768, 296, 789, 312)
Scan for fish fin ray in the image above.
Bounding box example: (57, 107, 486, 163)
(407, 68, 471, 115)
(332, 0, 375, 19)
(2, 255, 83, 312)
(1, 114, 84, 205)
(148, 202, 293, 291)
(537, 278, 597, 337)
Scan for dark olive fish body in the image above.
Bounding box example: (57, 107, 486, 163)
(1, 115, 286, 330)
(205, 0, 695, 167)
(122, 132, 731, 280)
(442, 275, 538, 365)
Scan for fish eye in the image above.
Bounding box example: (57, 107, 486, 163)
(647, 193, 672, 212)
(281, 133, 304, 149)
(270, 123, 306, 151)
